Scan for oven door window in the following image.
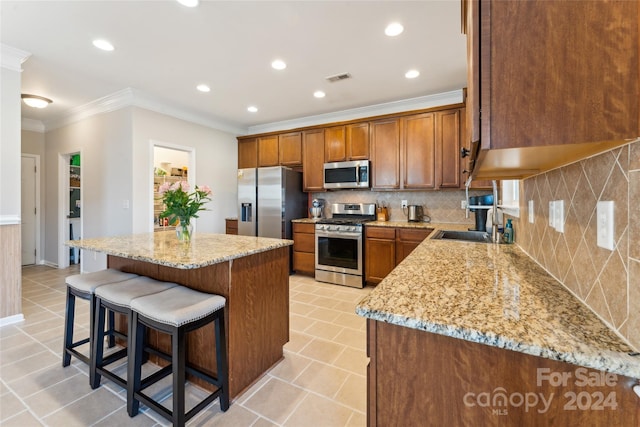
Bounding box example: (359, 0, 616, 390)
(317, 235, 359, 271)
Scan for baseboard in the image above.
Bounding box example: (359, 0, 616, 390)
(41, 260, 58, 268)
(0, 314, 24, 327)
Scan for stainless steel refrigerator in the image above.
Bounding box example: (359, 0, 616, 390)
(237, 166, 306, 239)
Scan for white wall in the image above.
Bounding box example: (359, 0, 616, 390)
(154, 146, 189, 172)
(0, 66, 21, 221)
(44, 108, 133, 271)
(21, 129, 46, 259)
(131, 107, 238, 234)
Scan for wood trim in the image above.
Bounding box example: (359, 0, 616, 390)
(0, 224, 21, 318)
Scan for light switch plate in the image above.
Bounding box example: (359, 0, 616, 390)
(528, 200, 534, 224)
(555, 200, 564, 233)
(549, 201, 555, 227)
(596, 201, 615, 250)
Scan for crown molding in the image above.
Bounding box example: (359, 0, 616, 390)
(0, 44, 31, 72)
(246, 89, 464, 135)
(44, 87, 247, 135)
(22, 118, 46, 133)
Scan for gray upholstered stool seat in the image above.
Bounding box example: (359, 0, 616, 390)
(63, 269, 138, 367)
(91, 276, 179, 389)
(128, 286, 229, 426)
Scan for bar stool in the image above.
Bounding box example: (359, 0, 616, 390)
(63, 269, 138, 367)
(127, 286, 229, 427)
(91, 276, 179, 389)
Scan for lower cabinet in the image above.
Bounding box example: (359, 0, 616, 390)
(293, 222, 315, 275)
(225, 219, 238, 235)
(365, 226, 433, 284)
(367, 319, 639, 426)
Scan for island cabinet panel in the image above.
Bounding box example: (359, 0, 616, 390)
(370, 118, 401, 189)
(465, 0, 640, 178)
(293, 222, 315, 275)
(258, 135, 279, 167)
(403, 112, 436, 189)
(278, 132, 302, 166)
(302, 129, 325, 191)
(238, 138, 258, 169)
(107, 247, 290, 399)
(368, 319, 640, 427)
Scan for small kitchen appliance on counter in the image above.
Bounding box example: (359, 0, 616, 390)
(469, 194, 494, 232)
(310, 198, 325, 219)
(315, 203, 376, 288)
(406, 205, 424, 222)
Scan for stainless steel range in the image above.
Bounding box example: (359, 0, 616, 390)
(315, 203, 376, 288)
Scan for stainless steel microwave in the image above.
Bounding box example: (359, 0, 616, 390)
(323, 160, 370, 189)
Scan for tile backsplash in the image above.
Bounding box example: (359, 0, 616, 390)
(311, 189, 489, 224)
(514, 141, 639, 350)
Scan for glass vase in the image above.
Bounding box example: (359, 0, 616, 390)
(176, 223, 193, 244)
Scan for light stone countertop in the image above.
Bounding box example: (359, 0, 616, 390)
(291, 218, 321, 223)
(66, 231, 293, 269)
(356, 233, 640, 379)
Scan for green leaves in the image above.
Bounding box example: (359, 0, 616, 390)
(157, 181, 212, 226)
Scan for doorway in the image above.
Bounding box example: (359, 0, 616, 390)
(58, 151, 81, 268)
(21, 154, 40, 265)
(150, 141, 195, 232)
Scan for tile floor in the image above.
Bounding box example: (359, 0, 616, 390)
(0, 265, 372, 426)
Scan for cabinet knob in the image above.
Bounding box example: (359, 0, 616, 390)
(460, 148, 471, 158)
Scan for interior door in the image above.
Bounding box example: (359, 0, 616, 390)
(21, 156, 36, 265)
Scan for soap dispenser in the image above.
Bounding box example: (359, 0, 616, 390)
(503, 219, 514, 244)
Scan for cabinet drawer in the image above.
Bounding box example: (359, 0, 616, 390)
(366, 226, 396, 240)
(293, 222, 315, 234)
(293, 233, 315, 253)
(397, 228, 433, 243)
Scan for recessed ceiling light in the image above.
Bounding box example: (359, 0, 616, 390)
(196, 84, 210, 93)
(21, 94, 53, 109)
(385, 22, 404, 37)
(313, 91, 326, 98)
(405, 69, 420, 79)
(247, 106, 258, 113)
(92, 39, 114, 51)
(271, 60, 287, 70)
(176, 0, 199, 7)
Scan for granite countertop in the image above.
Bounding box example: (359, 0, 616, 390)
(292, 218, 321, 223)
(367, 220, 463, 230)
(66, 231, 293, 269)
(356, 233, 640, 379)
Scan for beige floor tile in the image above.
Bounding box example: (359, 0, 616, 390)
(346, 411, 366, 427)
(243, 378, 307, 425)
(92, 407, 157, 426)
(303, 320, 344, 341)
(290, 301, 316, 316)
(332, 347, 368, 376)
(24, 372, 97, 418)
(253, 417, 278, 427)
(8, 363, 84, 399)
(268, 352, 313, 383)
(292, 361, 349, 399)
(299, 338, 346, 364)
(309, 296, 341, 309)
(0, 409, 43, 426)
(293, 283, 321, 294)
(290, 292, 317, 304)
(189, 402, 258, 427)
(332, 313, 365, 330)
(332, 300, 359, 313)
(0, 330, 36, 351)
(19, 309, 62, 326)
(283, 331, 313, 353)
(333, 328, 366, 350)
(283, 393, 354, 427)
(0, 391, 27, 421)
(30, 324, 66, 343)
(1, 350, 60, 383)
(41, 387, 126, 427)
(335, 374, 367, 412)
(1, 340, 52, 367)
(0, 325, 22, 339)
(289, 314, 316, 332)
(306, 307, 342, 323)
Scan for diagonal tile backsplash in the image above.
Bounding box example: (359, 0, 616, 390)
(514, 140, 640, 350)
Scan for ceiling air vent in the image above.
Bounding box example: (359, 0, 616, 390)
(326, 73, 352, 83)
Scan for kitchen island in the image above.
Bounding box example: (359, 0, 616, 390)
(68, 231, 292, 399)
(356, 233, 640, 425)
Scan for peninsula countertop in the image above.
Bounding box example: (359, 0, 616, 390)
(66, 231, 293, 269)
(356, 231, 640, 379)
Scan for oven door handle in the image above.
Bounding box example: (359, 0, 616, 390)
(316, 230, 362, 239)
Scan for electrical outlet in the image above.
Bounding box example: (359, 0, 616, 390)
(461, 200, 467, 209)
(401, 200, 408, 209)
(528, 200, 534, 224)
(596, 201, 615, 250)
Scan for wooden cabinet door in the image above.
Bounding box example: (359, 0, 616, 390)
(238, 138, 258, 169)
(225, 219, 238, 235)
(302, 129, 325, 191)
(370, 118, 400, 189)
(403, 113, 436, 189)
(365, 238, 396, 284)
(347, 122, 369, 160)
(325, 126, 346, 163)
(278, 132, 302, 166)
(395, 228, 432, 264)
(258, 136, 279, 167)
(436, 109, 461, 189)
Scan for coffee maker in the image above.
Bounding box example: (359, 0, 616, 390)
(469, 194, 494, 232)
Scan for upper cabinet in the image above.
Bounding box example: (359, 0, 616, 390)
(302, 129, 325, 191)
(466, 0, 640, 180)
(278, 132, 302, 166)
(325, 123, 370, 162)
(238, 138, 258, 169)
(370, 118, 401, 189)
(258, 135, 279, 167)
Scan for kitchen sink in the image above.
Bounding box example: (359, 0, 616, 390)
(431, 229, 493, 243)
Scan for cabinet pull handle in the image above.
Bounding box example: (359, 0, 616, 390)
(460, 147, 470, 158)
